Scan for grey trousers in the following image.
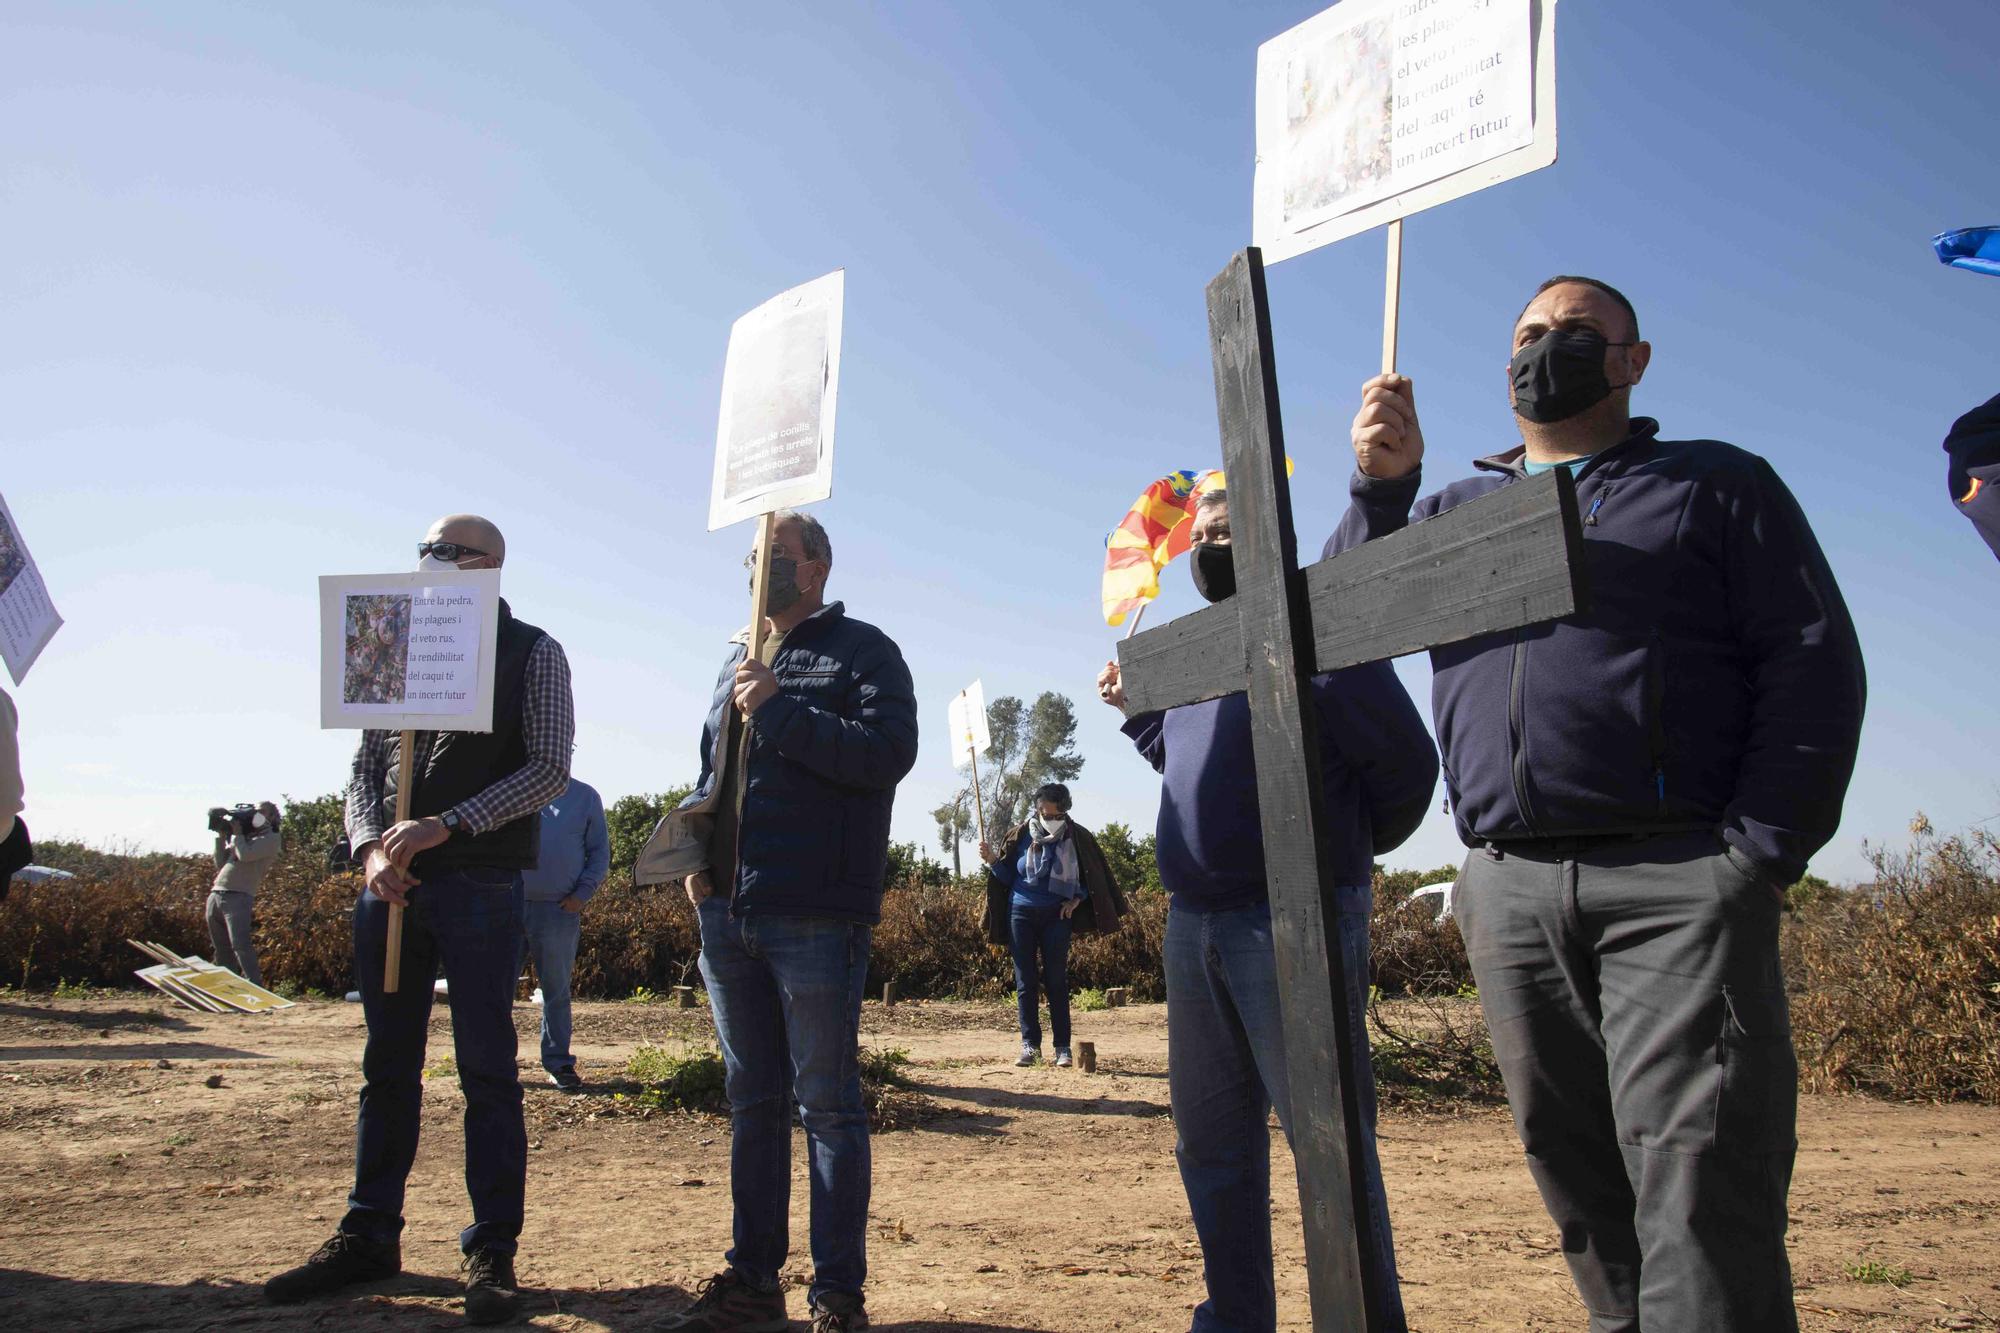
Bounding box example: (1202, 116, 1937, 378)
(1455, 831, 1798, 1333)
(205, 888, 262, 987)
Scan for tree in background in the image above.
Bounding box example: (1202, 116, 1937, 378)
(935, 691, 1086, 870)
(605, 786, 695, 879)
(1092, 820, 1162, 897)
(276, 792, 347, 870)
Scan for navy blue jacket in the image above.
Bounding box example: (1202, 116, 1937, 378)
(1334, 418, 1866, 887)
(1123, 659, 1437, 914)
(1944, 393, 2000, 560)
(680, 602, 918, 924)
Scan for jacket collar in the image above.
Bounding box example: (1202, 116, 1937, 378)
(729, 600, 847, 648)
(1473, 417, 1662, 482)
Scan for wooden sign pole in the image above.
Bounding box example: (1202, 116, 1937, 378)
(383, 730, 416, 994)
(967, 734, 988, 847)
(745, 511, 777, 663)
(1381, 218, 1403, 376)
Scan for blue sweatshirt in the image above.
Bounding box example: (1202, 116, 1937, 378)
(1122, 659, 1437, 914)
(1335, 418, 1867, 886)
(1944, 392, 2000, 560)
(986, 825, 1083, 909)
(521, 778, 609, 904)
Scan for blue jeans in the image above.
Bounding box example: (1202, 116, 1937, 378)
(1009, 899, 1073, 1051)
(519, 899, 583, 1074)
(343, 867, 526, 1256)
(697, 897, 872, 1304)
(1164, 892, 1405, 1333)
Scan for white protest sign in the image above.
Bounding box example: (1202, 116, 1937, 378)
(1254, 0, 1557, 264)
(709, 269, 844, 532)
(317, 569, 501, 732)
(0, 491, 64, 686)
(947, 680, 991, 768)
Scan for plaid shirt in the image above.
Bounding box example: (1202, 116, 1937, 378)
(346, 634, 574, 851)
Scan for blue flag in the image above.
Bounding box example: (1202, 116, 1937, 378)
(1933, 226, 2000, 278)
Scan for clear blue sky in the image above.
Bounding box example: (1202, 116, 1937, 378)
(3, 2, 1993, 881)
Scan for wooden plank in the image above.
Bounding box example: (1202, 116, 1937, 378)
(1114, 598, 1241, 715)
(1305, 467, 1586, 672)
(1206, 247, 1373, 1332)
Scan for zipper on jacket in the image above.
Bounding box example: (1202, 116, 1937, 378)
(1584, 486, 1611, 526)
(1645, 630, 1668, 813)
(1507, 630, 1543, 835)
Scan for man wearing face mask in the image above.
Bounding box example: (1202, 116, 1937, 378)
(1334, 276, 1866, 1333)
(268, 513, 573, 1326)
(206, 801, 281, 986)
(1095, 485, 1437, 1333)
(639, 509, 916, 1333)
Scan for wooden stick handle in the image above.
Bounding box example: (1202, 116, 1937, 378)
(745, 511, 777, 663)
(968, 745, 987, 848)
(1381, 217, 1404, 375)
(383, 729, 415, 994)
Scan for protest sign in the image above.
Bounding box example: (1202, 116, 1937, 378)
(1253, 0, 1557, 265)
(708, 269, 844, 533)
(0, 491, 64, 686)
(318, 567, 500, 991)
(317, 570, 501, 733)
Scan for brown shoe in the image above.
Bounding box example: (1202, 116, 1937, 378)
(810, 1289, 869, 1332)
(654, 1268, 788, 1332)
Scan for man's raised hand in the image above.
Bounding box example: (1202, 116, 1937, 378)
(1351, 373, 1425, 480)
(1096, 660, 1126, 710)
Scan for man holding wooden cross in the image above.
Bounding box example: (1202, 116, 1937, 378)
(268, 513, 573, 1326)
(643, 509, 916, 1333)
(1335, 276, 1867, 1332)
(1098, 481, 1437, 1333)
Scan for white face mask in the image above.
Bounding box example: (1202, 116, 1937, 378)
(418, 553, 464, 572)
(251, 812, 268, 830)
(1036, 815, 1068, 840)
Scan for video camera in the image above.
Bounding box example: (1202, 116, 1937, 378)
(208, 804, 268, 838)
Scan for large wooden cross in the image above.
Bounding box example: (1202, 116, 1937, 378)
(1116, 249, 1588, 1331)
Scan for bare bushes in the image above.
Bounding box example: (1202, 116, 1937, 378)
(1786, 824, 2000, 1104)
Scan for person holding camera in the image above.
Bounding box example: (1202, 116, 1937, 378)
(207, 801, 281, 986)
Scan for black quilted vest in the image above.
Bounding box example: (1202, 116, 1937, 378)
(382, 601, 547, 877)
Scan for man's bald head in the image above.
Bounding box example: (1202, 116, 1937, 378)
(425, 514, 506, 569)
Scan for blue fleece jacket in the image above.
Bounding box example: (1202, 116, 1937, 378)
(1944, 392, 2000, 561)
(1122, 659, 1437, 914)
(677, 602, 919, 924)
(521, 778, 609, 903)
(1334, 418, 1866, 886)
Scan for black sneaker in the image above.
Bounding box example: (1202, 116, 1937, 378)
(550, 1066, 584, 1093)
(653, 1267, 789, 1332)
(462, 1246, 521, 1325)
(810, 1289, 869, 1332)
(265, 1231, 401, 1304)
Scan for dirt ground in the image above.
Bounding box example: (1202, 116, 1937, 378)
(1, 994, 1996, 1333)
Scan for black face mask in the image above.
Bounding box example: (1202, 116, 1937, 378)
(752, 557, 805, 614)
(1190, 543, 1235, 603)
(1509, 328, 1620, 424)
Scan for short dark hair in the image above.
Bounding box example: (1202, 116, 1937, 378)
(1033, 783, 1072, 812)
(1520, 275, 1640, 341)
(773, 509, 831, 566)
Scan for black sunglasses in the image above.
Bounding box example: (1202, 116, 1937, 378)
(418, 540, 488, 563)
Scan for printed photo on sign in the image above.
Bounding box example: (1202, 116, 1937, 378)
(343, 593, 411, 705)
(1255, 0, 1556, 262)
(0, 508, 25, 600)
(709, 269, 844, 531)
(318, 569, 501, 733)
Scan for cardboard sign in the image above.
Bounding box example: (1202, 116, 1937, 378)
(947, 680, 991, 767)
(317, 569, 501, 732)
(708, 270, 844, 531)
(0, 491, 64, 685)
(1254, 0, 1557, 263)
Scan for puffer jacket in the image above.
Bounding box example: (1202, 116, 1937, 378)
(634, 602, 918, 923)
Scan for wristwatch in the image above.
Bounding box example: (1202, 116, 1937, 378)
(439, 808, 464, 838)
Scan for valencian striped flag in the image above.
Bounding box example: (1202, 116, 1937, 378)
(1101, 460, 1291, 627)
(1934, 226, 2000, 278)
(1102, 469, 1216, 627)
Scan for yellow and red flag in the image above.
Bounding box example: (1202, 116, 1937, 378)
(1100, 461, 1294, 627)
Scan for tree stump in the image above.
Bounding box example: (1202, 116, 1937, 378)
(671, 986, 696, 1009)
(1105, 987, 1129, 1008)
(1077, 1041, 1097, 1073)
(883, 980, 900, 1006)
